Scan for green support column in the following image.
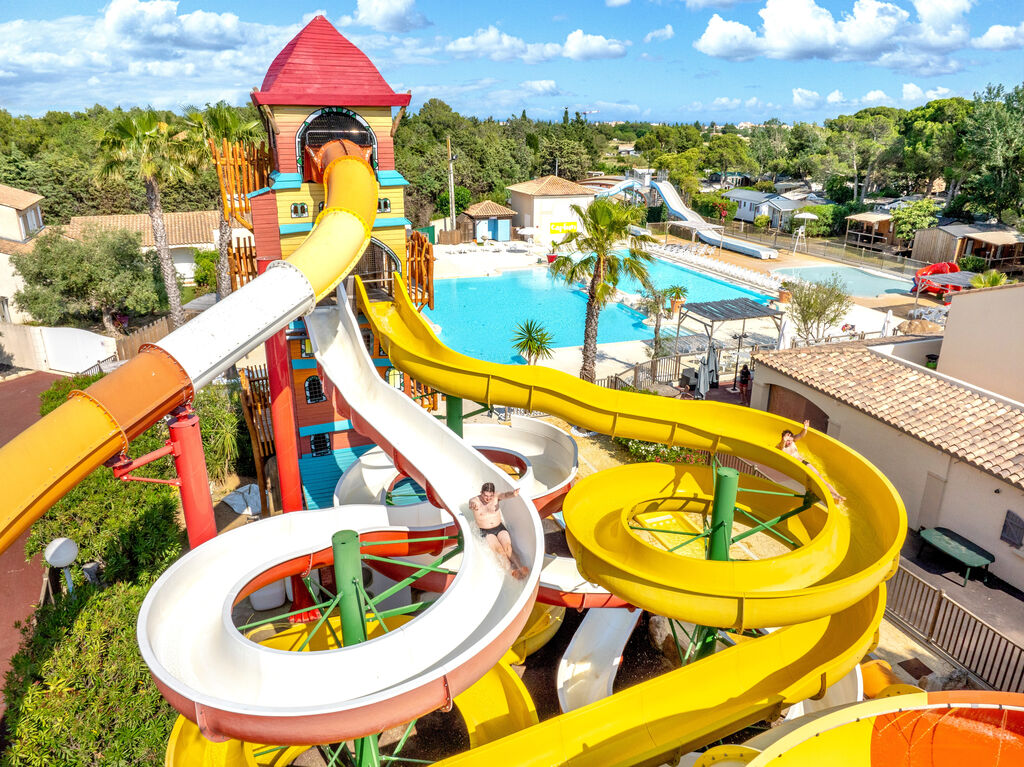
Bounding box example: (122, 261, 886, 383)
(332, 530, 380, 767)
(445, 395, 463, 437)
(707, 467, 739, 562)
(688, 467, 739, 663)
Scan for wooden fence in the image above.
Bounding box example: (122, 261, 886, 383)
(229, 239, 259, 291)
(239, 365, 274, 516)
(115, 316, 172, 360)
(885, 565, 1024, 692)
(209, 138, 271, 231)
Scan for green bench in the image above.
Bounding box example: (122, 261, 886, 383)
(917, 527, 995, 587)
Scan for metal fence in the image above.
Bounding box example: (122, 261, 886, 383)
(720, 221, 929, 278)
(885, 565, 1024, 692)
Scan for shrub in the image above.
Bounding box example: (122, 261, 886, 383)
(691, 192, 738, 222)
(753, 214, 771, 229)
(754, 180, 776, 193)
(2, 582, 177, 766)
(615, 436, 703, 464)
(825, 176, 854, 204)
(789, 275, 853, 344)
(192, 249, 218, 292)
(957, 255, 986, 272)
(39, 372, 105, 417)
(193, 381, 253, 484)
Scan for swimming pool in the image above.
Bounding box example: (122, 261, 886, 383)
(424, 264, 771, 364)
(774, 265, 913, 297)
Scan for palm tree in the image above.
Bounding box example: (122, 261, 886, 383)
(98, 111, 201, 328)
(549, 199, 657, 382)
(969, 269, 1011, 288)
(637, 284, 688, 358)
(511, 319, 555, 365)
(185, 103, 264, 299)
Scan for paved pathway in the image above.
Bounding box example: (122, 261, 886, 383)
(0, 371, 62, 716)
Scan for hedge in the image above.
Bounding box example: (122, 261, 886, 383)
(691, 192, 738, 222)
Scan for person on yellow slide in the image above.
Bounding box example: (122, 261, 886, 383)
(778, 420, 846, 503)
(469, 483, 528, 578)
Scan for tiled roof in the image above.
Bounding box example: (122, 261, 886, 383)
(753, 338, 1024, 488)
(0, 235, 41, 256)
(253, 16, 410, 107)
(63, 211, 220, 248)
(462, 200, 517, 218)
(0, 183, 44, 211)
(506, 176, 597, 197)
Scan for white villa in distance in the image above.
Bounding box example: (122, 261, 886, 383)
(752, 283, 1024, 591)
(506, 175, 596, 249)
(0, 183, 46, 324)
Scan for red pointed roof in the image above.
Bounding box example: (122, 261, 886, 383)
(253, 16, 410, 108)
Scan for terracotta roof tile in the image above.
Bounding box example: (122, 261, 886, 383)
(506, 175, 598, 197)
(0, 183, 44, 211)
(62, 211, 220, 249)
(462, 200, 517, 218)
(754, 338, 1024, 489)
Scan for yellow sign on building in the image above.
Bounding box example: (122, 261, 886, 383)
(549, 221, 577, 234)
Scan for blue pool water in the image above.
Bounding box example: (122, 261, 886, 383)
(775, 265, 913, 297)
(424, 265, 770, 364)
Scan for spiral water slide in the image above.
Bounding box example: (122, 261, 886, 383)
(651, 180, 778, 259)
(0, 139, 378, 556)
(357, 274, 907, 765)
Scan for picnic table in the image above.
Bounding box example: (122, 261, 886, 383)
(918, 527, 995, 587)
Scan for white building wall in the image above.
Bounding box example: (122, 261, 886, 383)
(0, 206, 22, 241)
(0, 253, 31, 323)
(508, 193, 594, 248)
(751, 369, 1024, 590)
(939, 285, 1024, 403)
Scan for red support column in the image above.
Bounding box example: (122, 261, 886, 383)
(258, 255, 305, 514)
(168, 406, 217, 548)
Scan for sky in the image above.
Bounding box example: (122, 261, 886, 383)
(1, 0, 1022, 123)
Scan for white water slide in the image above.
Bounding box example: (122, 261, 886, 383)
(137, 288, 545, 745)
(651, 180, 778, 260)
(556, 608, 641, 712)
(334, 420, 621, 610)
(595, 178, 644, 199)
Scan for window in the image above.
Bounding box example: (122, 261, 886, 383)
(291, 203, 309, 218)
(0, 296, 10, 324)
(304, 375, 326, 404)
(300, 339, 314, 358)
(318, 201, 325, 213)
(377, 198, 391, 214)
(1001, 510, 1024, 549)
(310, 433, 331, 457)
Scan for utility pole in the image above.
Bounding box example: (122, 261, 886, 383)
(447, 135, 457, 232)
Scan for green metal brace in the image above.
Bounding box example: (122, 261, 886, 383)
(445, 396, 463, 437)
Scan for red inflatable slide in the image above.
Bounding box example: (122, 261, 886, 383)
(913, 261, 963, 298)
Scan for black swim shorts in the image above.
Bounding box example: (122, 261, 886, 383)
(479, 522, 508, 538)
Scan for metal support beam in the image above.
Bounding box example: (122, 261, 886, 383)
(333, 530, 380, 767)
(445, 395, 463, 437)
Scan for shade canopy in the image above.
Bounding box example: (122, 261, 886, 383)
(918, 271, 979, 288)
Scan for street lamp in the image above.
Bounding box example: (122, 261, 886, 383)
(45, 537, 78, 594)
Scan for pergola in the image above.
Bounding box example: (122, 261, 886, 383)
(677, 298, 785, 390)
(912, 269, 979, 312)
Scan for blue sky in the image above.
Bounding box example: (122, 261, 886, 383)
(1, 0, 1021, 122)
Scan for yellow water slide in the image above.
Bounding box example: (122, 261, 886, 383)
(0, 141, 378, 556)
(357, 275, 908, 766)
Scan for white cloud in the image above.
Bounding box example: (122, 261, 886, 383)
(446, 27, 627, 63)
(972, 21, 1024, 50)
(606, 0, 631, 6)
(926, 86, 951, 98)
(595, 100, 641, 114)
(711, 96, 741, 109)
(446, 26, 561, 63)
(792, 88, 821, 108)
(520, 79, 559, 95)
(862, 89, 892, 103)
(562, 29, 630, 60)
(644, 24, 674, 43)
(338, 0, 430, 34)
(694, 0, 977, 73)
(902, 82, 924, 101)
(826, 89, 845, 104)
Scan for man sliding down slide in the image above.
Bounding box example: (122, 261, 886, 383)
(469, 483, 528, 578)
